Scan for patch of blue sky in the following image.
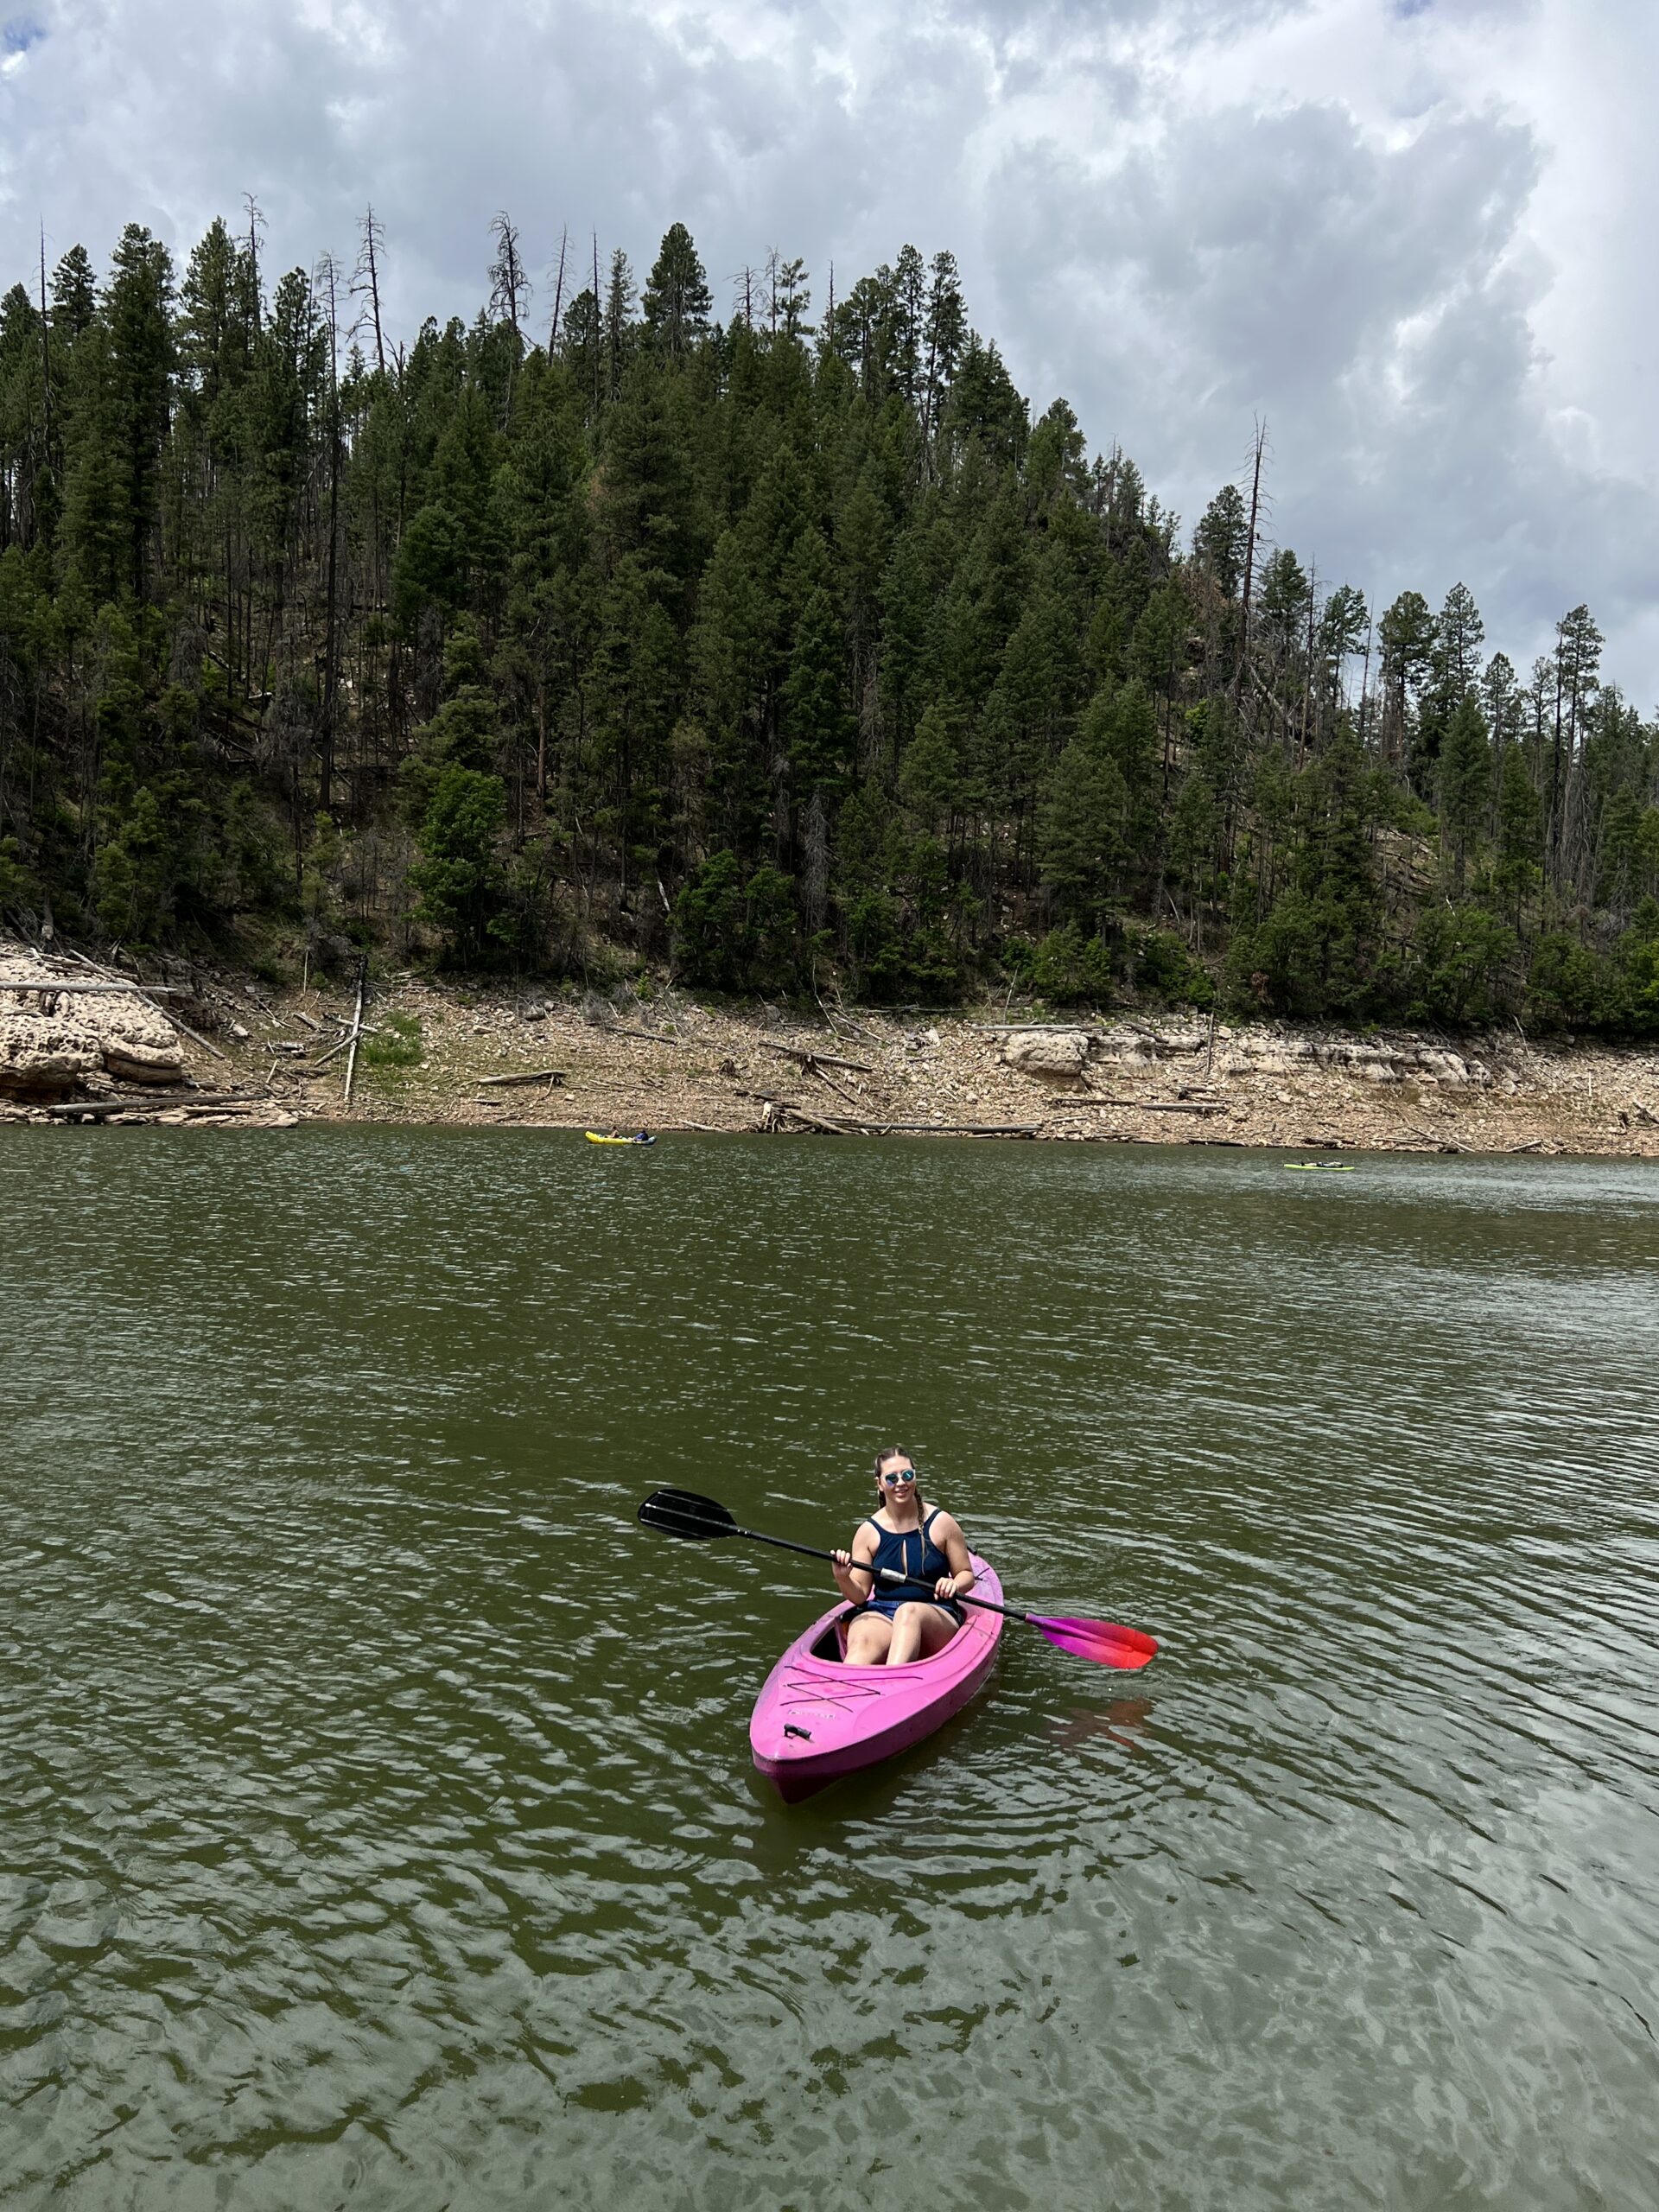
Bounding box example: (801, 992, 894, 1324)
(3, 16, 45, 54)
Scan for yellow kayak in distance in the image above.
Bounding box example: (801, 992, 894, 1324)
(1284, 1162, 1356, 1172)
(585, 1131, 658, 1147)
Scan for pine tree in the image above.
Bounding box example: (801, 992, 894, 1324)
(887, 245, 925, 400)
(641, 224, 712, 359)
(1437, 691, 1491, 893)
(1193, 484, 1248, 598)
(1432, 582, 1484, 698)
(602, 250, 637, 402)
(783, 584, 853, 801)
(944, 336, 1027, 467)
(920, 251, 966, 445)
(1548, 603, 1602, 881)
(1317, 586, 1368, 701)
(1495, 741, 1542, 925)
(48, 246, 97, 341)
(1377, 588, 1434, 779)
(773, 257, 811, 342)
(897, 703, 962, 836)
(1038, 736, 1128, 924)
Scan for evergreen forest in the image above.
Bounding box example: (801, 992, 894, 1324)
(3, 212, 1657, 1030)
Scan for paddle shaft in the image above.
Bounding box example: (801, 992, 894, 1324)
(729, 1522, 1043, 1628)
(639, 1488, 1157, 1667)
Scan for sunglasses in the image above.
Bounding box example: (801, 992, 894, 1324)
(878, 1469, 918, 1486)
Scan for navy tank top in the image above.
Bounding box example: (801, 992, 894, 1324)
(859, 1508, 954, 1611)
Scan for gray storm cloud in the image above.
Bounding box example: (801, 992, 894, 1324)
(1, 0, 1651, 696)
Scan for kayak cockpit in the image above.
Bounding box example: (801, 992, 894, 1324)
(809, 1615, 853, 1662)
(807, 1611, 963, 1664)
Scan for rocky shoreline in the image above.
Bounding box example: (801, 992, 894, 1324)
(3, 944, 1657, 1155)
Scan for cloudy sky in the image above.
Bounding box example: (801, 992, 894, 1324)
(3, 0, 1654, 702)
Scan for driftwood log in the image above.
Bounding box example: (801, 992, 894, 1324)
(855, 1120, 1039, 1136)
(45, 1097, 167, 1120)
(0, 978, 185, 995)
(756, 1039, 875, 1073)
(44, 1090, 254, 1120)
(766, 1098, 846, 1135)
(341, 961, 367, 1105)
(817, 1000, 879, 1042)
(477, 1068, 566, 1089)
(971, 1022, 1109, 1037)
(1050, 1097, 1229, 1116)
(766, 1099, 1038, 1138)
(807, 1062, 864, 1109)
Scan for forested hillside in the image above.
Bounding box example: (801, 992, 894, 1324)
(2, 214, 1656, 1027)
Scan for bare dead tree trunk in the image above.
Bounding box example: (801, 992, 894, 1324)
(243, 194, 265, 334)
(549, 226, 569, 349)
(1358, 614, 1373, 751)
(536, 673, 548, 806)
(1299, 562, 1316, 768)
(357, 207, 387, 376)
(1548, 645, 1566, 893)
(592, 233, 602, 412)
(1232, 419, 1266, 707)
(37, 226, 52, 461)
(315, 255, 343, 817)
(488, 212, 529, 350)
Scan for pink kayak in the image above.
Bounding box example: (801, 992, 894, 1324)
(750, 1555, 1003, 1801)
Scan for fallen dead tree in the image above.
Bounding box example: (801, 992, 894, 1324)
(759, 1096, 1038, 1138)
(755, 1039, 875, 1073)
(342, 960, 367, 1106)
(43, 1089, 256, 1118)
(0, 978, 185, 995)
(1050, 1097, 1230, 1116)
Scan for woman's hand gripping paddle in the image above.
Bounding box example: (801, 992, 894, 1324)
(637, 1487, 1159, 1671)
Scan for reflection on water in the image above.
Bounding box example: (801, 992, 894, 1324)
(3, 1130, 1657, 2209)
(1046, 1697, 1156, 1756)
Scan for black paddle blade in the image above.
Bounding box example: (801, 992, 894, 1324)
(638, 1487, 740, 1541)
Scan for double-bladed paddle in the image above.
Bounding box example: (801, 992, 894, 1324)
(638, 1486, 1158, 1671)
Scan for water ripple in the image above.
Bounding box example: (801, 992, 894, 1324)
(3, 1131, 1657, 2209)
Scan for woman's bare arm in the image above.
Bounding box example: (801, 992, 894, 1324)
(831, 1528, 877, 1603)
(931, 1514, 976, 1601)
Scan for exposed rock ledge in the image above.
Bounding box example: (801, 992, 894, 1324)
(0, 957, 185, 1095)
(1001, 1022, 1493, 1087)
(2, 944, 1656, 1158)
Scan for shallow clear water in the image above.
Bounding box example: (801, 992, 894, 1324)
(3, 1129, 1656, 2209)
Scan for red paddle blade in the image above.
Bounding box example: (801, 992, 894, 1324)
(1030, 1614, 1160, 1670)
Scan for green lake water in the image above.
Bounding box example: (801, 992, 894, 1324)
(3, 1128, 1657, 2209)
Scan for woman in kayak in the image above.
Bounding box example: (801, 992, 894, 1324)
(831, 1449, 976, 1664)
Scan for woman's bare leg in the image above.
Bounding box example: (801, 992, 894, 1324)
(844, 1612, 894, 1665)
(885, 1603, 957, 1665)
